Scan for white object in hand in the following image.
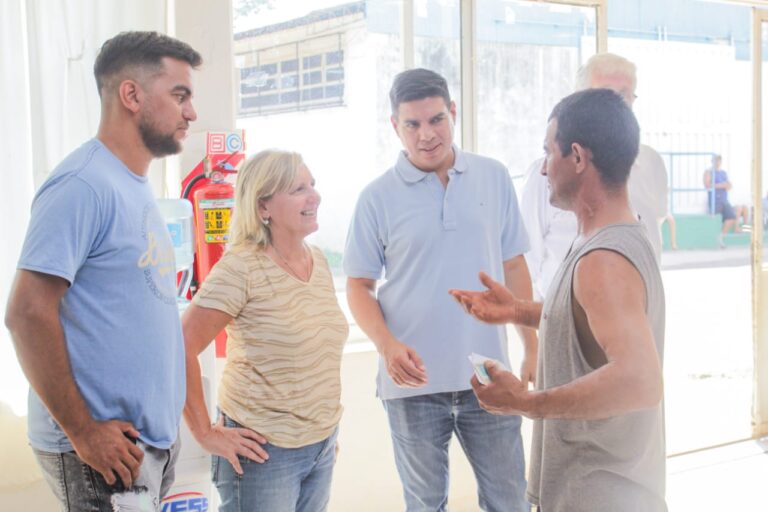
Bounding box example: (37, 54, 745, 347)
(468, 352, 509, 385)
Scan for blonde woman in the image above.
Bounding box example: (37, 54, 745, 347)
(182, 150, 348, 512)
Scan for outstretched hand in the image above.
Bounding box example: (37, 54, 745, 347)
(449, 272, 519, 325)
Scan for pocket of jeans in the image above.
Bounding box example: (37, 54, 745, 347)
(32, 449, 67, 500)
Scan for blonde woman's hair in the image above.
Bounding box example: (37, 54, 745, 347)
(228, 149, 304, 249)
(575, 52, 637, 92)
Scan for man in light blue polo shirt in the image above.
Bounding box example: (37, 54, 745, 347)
(344, 68, 537, 512)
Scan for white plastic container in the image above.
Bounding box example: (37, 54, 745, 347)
(157, 198, 195, 300)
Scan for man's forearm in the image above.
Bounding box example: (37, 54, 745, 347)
(346, 280, 397, 353)
(512, 300, 543, 330)
(524, 360, 662, 420)
(9, 312, 94, 437)
(505, 256, 543, 332)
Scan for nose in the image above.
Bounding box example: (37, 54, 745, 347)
(184, 102, 198, 122)
(418, 124, 435, 142)
(539, 158, 547, 176)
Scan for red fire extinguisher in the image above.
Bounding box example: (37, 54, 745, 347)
(192, 172, 235, 287)
(182, 137, 245, 358)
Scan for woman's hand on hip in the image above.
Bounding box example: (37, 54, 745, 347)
(200, 416, 269, 475)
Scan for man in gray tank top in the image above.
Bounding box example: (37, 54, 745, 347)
(450, 89, 666, 512)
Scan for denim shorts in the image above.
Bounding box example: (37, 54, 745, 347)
(212, 413, 338, 512)
(34, 438, 180, 512)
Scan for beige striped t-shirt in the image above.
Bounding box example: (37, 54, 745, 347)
(192, 243, 349, 448)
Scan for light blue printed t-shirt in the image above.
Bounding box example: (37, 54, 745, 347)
(343, 146, 529, 400)
(19, 139, 185, 451)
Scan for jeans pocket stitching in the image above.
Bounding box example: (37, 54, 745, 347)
(55, 452, 71, 509)
(80, 456, 106, 509)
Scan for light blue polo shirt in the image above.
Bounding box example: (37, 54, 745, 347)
(343, 146, 529, 400)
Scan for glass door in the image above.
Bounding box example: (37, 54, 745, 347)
(752, 8, 768, 438)
(474, 0, 599, 183)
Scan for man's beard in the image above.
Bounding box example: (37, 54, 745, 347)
(139, 113, 182, 157)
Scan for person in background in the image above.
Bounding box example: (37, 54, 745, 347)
(344, 68, 534, 512)
(703, 154, 749, 247)
(521, 52, 668, 299)
(452, 89, 667, 512)
(5, 31, 201, 510)
(182, 149, 348, 512)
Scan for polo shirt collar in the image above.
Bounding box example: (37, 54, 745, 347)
(394, 144, 468, 183)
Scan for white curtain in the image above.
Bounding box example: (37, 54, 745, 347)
(1, 0, 37, 420)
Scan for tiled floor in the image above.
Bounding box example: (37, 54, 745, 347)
(328, 350, 767, 511)
(667, 438, 768, 511)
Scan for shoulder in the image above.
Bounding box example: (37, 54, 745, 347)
(573, 248, 643, 306)
(358, 168, 398, 201)
(218, 244, 265, 274)
(461, 150, 509, 176)
(461, 152, 515, 197)
(576, 224, 658, 284)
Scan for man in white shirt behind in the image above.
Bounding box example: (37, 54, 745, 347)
(521, 53, 668, 299)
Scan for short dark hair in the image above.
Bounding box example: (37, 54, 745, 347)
(549, 88, 640, 189)
(94, 31, 202, 96)
(389, 68, 451, 115)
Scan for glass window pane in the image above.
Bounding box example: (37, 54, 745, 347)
(326, 67, 344, 81)
(302, 70, 323, 86)
(233, 0, 403, 278)
(281, 59, 298, 72)
(326, 50, 344, 65)
(414, 0, 462, 146)
(281, 74, 298, 88)
(303, 54, 323, 69)
(476, 0, 596, 182)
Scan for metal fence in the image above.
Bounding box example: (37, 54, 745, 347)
(659, 151, 718, 215)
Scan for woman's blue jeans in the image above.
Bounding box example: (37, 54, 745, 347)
(213, 413, 338, 512)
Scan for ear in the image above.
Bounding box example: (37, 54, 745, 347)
(117, 79, 143, 114)
(448, 100, 457, 122)
(571, 143, 590, 174)
(390, 114, 399, 135)
(258, 199, 269, 219)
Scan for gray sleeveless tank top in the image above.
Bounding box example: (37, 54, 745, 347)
(527, 223, 667, 512)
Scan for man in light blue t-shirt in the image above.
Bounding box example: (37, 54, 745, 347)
(6, 31, 201, 510)
(344, 68, 537, 511)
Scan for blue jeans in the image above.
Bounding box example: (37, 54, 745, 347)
(383, 390, 528, 512)
(34, 439, 180, 512)
(213, 413, 338, 512)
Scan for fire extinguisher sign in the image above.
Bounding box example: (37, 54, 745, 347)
(200, 198, 235, 243)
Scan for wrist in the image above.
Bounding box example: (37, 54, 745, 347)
(64, 415, 97, 441)
(524, 390, 545, 419)
(375, 336, 399, 356)
(187, 417, 214, 441)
